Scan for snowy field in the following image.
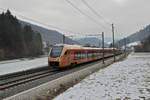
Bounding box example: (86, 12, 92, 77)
(0, 56, 48, 76)
(54, 53, 150, 100)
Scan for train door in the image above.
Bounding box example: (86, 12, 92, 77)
(63, 50, 72, 66)
(85, 51, 88, 61)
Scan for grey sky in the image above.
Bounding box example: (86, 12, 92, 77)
(0, 0, 150, 39)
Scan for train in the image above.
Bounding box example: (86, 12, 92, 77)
(48, 44, 123, 68)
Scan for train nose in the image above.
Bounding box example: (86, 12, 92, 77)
(49, 61, 59, 66)
(48, 57, 60, 67)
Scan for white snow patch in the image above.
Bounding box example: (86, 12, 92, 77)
(0, 57, 48, 75)
(54, 53, 150, 100)
(127, 41, 141, 47)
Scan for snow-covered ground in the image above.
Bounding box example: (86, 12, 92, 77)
(54, 53, 150, 100)
(0, 56, 48, 76)
(127, 41, 141, 47)
(0, 55, 47, 64)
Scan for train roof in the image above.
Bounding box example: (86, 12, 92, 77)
(54, 44, 114, 50)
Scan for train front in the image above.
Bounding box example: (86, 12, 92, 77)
(48, 45, 63, 68)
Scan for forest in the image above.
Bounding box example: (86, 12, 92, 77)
(0, 10, 43, 60)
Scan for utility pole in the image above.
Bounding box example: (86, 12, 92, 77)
(112, 24, 115, 62)
(63, 34, 65, 44)
(102, 32, 105, 64)
(124, 38, 127, 56)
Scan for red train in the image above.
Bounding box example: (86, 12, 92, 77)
(48, 44, 122, 68)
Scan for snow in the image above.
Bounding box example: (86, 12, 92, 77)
(54, 53, 150, 100)
(127, 41, 141, 47)
(0, 57, 48, 76)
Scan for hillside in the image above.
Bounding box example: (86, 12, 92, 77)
(116, 24, 150, 47)
(20, 21, 78, 45)
(74, 37, 109, 47)
(0, 10, 43, 60)
(134, 35, 150, 52)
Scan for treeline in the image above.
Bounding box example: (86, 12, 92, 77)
(134, 36, 150, 52)
(116, 24, 150, 47)
(0, 10, 43, 60)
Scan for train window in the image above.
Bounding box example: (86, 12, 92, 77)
(77, 52, 79, 59)
(88, 52, 90, 58)
(98, 52, 102, 56)
(97, 52, 99, 56)
(95, 52, 97, 56)
(87, 52, 90, 58)
(92, 52, 94, 57)
(82, 52, 84, 58)
(80, 52, 83, 59)
(50, 46, 63, 58)
(74, 52, 78, 60)
(94, 52, 96, 57)
(77, 52, 80, 59)
(79, 52, 81, 59)
(88, 52, 92, 58)
(83, 52, 86, 58)
(81, 52, 85, 59)
(74, 52, 80, 60)
(90, 52, 92, 57)
(74, 52, 87, 60)
(93, 52, 95, 57)
(64, 51, 67, 55)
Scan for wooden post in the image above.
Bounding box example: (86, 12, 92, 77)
(112, 24, 115, 62)
(102, 32, 105, 64)
(124, 38, 127, 56)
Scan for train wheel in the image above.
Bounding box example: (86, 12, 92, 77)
(71, 62, 77, 67)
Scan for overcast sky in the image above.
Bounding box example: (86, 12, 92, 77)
(0, 0, 150, 39)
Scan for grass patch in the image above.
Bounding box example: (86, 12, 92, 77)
(35, 78, 83, 100)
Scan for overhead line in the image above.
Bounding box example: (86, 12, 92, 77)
(0, 8, 74, 33)
(0, 7, 110, 37)
(0, 8, 103, 37)
(81, 0, 111, 25)
(64, 0, 109, 30)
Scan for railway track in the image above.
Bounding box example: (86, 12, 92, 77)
(0, 54, 126, 99)
(0, 55, 117, 91)
(0, 54, 125, 99)
(0, 67, 60, 90)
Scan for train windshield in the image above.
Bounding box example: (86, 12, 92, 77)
(50, 46, 63, 58)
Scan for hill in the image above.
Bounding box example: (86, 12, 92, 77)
(74, 37, 109, 47)
(116, 25, 150, 47)
(134, 35, 150, 52)
(20, 21, 78, 45)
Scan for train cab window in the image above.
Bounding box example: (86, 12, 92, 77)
(50, 46, 63, 58)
